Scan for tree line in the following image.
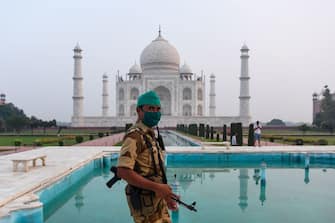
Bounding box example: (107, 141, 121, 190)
(0, 103, 57, 133)
(313, 86, 335, 133)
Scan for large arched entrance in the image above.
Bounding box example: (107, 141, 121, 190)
(154, 86, 171, 115)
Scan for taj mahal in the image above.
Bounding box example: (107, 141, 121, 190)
(71, 29, 251, 127)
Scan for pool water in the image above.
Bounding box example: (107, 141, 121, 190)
(161, 131, 200, 146)
(43, 157, 335, 223)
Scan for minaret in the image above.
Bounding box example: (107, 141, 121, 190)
(72, 43, 84, 125)
(239, 44, 251, 123)
(209, 73, 216, 116)
(102, 73, 109, 116)
(312, 93, 320, 123)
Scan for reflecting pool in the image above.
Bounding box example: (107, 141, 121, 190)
(43, 155, 335, 223)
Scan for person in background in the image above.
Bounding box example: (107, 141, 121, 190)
(231, 132, 237, 146)
(254, 120, 262, 147)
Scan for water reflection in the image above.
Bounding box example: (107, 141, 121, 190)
(238, 169, 249, 211)
(260, 161, 267, 184)
(171, 174, 181, 223)
(253, 169, 260, 185)
(259, 180, 266, 205)
(304, 168, 310, 184)
(74, 190, 85, 212)
(167, 163, 321, 213)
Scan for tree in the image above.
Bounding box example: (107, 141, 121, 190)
(321, 120, 335, 134)
(313, 86, 335, 133)
(0, 118, 6, 132)
(298, 124, 310, 135)
(42, 121, 49, 135)
(0, 102, 57, 134)
(6, 116, 29, 133)
(267, 119, 286, 126)
(29, 116, 39, 135)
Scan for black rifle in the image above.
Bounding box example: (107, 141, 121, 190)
(172, 197, 197, 212)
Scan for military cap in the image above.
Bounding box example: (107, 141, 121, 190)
(137, 90, 161, 107)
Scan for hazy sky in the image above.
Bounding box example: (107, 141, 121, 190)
(1, 0, 334, 123)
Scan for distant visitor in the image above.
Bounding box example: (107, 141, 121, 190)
(254, 120, 262, 146)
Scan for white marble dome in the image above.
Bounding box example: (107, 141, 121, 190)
(180, 63, 192, 74)
(129, 63, 142, 74)
(140, 34, 180, 71)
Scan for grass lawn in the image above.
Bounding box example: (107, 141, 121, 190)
(177, 129, 335, 145)
(0, 135, 91, 146)
(0, 128, 121, 136)
(262, 135, 335, 145)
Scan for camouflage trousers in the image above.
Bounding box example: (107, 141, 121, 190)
(132, 205, 171, 223)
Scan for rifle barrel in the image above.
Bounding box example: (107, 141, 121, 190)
(171, 197, 197, 212)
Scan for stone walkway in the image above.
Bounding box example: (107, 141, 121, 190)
(243, 138, 284, 146)
(0, 147, 36, 156)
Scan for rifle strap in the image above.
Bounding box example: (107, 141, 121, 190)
(142, 134, 167, 184)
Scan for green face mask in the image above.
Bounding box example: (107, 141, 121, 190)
(142, 111, 161, 127)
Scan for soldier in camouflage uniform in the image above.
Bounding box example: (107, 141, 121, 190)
(117, 91, 178, 223)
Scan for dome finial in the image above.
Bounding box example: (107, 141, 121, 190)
(159, 24, 162, 37)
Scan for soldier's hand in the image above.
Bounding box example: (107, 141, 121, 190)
(167, 198, 179, 211)
(153, 184, 180, 211)
(153, 183, 173, 198)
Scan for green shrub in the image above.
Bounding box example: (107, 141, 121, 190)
(199, 123, 205, 137)
(182, 124, 187, 133)
(75, 135, 84, 143)
(14, 139, 22, 147)
(295, 139, 304, 145)
(210, 127, 214, 140)
(106, 132, 109, 136)
(263, 135, 283, 142)
(98, 132, 104, 138)
(248, 124, 254, 146)
(89, 134, 94, 140)
(58, 140, 64, 146)
(205, 125, 210, 139)
(222, 125, 227, 141)
(34, 139, 42, 146)
(188, 123, 198, 136)
(231, 122, 243, 146)
(317, 139, 328, 145)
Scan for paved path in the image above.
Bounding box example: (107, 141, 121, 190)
(243, 138, 284, 146)
(75, 132, 125, 146)
(0, 147, 36, 156)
